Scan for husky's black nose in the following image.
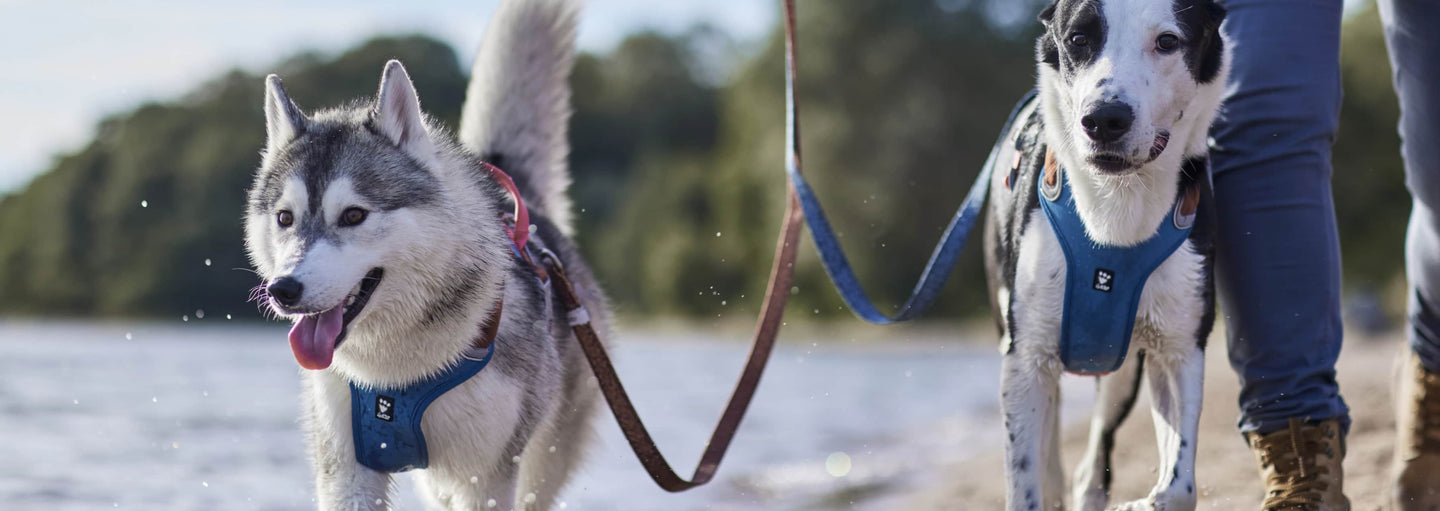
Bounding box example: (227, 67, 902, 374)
(1081, 102, 1135, 143)
(268, 277, 304, 308)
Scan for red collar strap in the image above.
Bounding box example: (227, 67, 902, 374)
(480, 161, 530, 249)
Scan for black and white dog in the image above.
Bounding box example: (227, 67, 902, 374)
(982, 1, 1229, 510)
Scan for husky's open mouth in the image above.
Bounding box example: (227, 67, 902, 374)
(289, 268, 384, 370)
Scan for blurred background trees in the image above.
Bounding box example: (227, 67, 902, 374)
(0, 0, 1411, 325)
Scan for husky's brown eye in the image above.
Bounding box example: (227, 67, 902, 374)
(1157, 34, 1180, 53)
(277, 210, 294, 228)
(339, 207, 368, 227)
(1069, 33, 1089, 47)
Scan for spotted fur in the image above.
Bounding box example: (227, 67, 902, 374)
(982, 1, 1228, 509)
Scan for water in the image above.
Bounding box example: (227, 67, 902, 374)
(0, 321, 1096, 510)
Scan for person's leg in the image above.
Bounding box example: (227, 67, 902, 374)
(1211, 0, 1348, 435)
(1211, 2, 1352, 506)
(1378, 0, 1440, 507)
(1380, 0, 1440, 374)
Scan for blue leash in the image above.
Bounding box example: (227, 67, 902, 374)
(784, 54, 1036, 323)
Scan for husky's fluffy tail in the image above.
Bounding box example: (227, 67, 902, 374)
(459, 0, 580, 233)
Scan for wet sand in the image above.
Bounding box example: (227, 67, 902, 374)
(901, 331, 1406, 510)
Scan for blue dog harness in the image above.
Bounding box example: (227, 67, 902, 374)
(348, 237, 547, 473)
(1038, 157, 1196, 375)
(350, 343, 496, 473)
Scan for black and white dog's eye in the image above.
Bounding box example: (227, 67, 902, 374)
(339, 207, 369, 227)
(277, 210, 294, 228)
(1069, 33, 1089, 47)
(1156, 34, 1180, 53)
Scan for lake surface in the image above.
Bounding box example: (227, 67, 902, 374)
(0, 321, 1096, 510)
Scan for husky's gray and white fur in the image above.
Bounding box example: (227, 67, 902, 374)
(982, 1, 1229, 509)
(243, 0, 603, 509)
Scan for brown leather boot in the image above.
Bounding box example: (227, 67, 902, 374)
(1393, 351, 1440, 510)
(1244, 418, 1350, 511)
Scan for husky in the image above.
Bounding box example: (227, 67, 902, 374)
(243, 0, 603, 509)
(982, 1, 1229, 509)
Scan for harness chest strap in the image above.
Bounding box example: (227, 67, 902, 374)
(1036, 148, 1199, 375)
(349, 301, 504, 473)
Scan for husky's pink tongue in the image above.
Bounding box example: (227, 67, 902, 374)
(289, 307, 345, 370)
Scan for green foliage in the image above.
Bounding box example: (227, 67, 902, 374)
(603, 0, 1039, 317)
(0, 36, 467, 318)
(0, 1, 1416, 322)
(1333, 4, 1407, 292)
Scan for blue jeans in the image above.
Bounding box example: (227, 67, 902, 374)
(1216, 0, 1440, 434)
(1212, 0, 1348, 434)
(1379, 0, 1440, 377)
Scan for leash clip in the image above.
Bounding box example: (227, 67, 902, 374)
(535, 246, 564, 273)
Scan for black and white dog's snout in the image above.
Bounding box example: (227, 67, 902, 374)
(1081, 101, 1135, 144)
(268, 276, 305, 308)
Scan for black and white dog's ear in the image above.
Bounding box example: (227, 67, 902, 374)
(264, 75, 308, 156)
(1206, 0, 1227, 26)
(1036, 2, 1060, 69)
(372, 60, 433, 155)
(1195, 0, 1228, 84)
(1038, 1, 1057, 24)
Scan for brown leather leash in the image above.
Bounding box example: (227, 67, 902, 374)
(530, 0, 808, 491)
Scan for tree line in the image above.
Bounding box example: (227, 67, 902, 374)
(0, 1, 1407, 324)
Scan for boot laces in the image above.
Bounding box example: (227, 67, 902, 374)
(1415, 362, 1440, 452)
(1256, 418, 1332, 511)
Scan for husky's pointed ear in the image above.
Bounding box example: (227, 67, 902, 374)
(264, 75, 308, 155)
(371, 60, 432, 154)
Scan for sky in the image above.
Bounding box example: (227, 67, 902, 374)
(0, 0, 773, 193)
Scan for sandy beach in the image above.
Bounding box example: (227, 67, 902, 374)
(901, 331, 1408, 510)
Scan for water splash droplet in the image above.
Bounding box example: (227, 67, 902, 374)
(825, 452, 852, 478)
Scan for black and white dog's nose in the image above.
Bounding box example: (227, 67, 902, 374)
(268, 277, 304, 307)
(1081, 102, 1135, 143)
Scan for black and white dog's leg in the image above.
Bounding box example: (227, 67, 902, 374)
(1072, 350, 1145, 511)
(1044, 395, 1066, 511)
(1113, 345, 1204, 511)
(1002, 350, 1063, 511)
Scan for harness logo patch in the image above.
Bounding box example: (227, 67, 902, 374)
(1093, 269, 1114, 292)
(375, 395, 395, 422)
